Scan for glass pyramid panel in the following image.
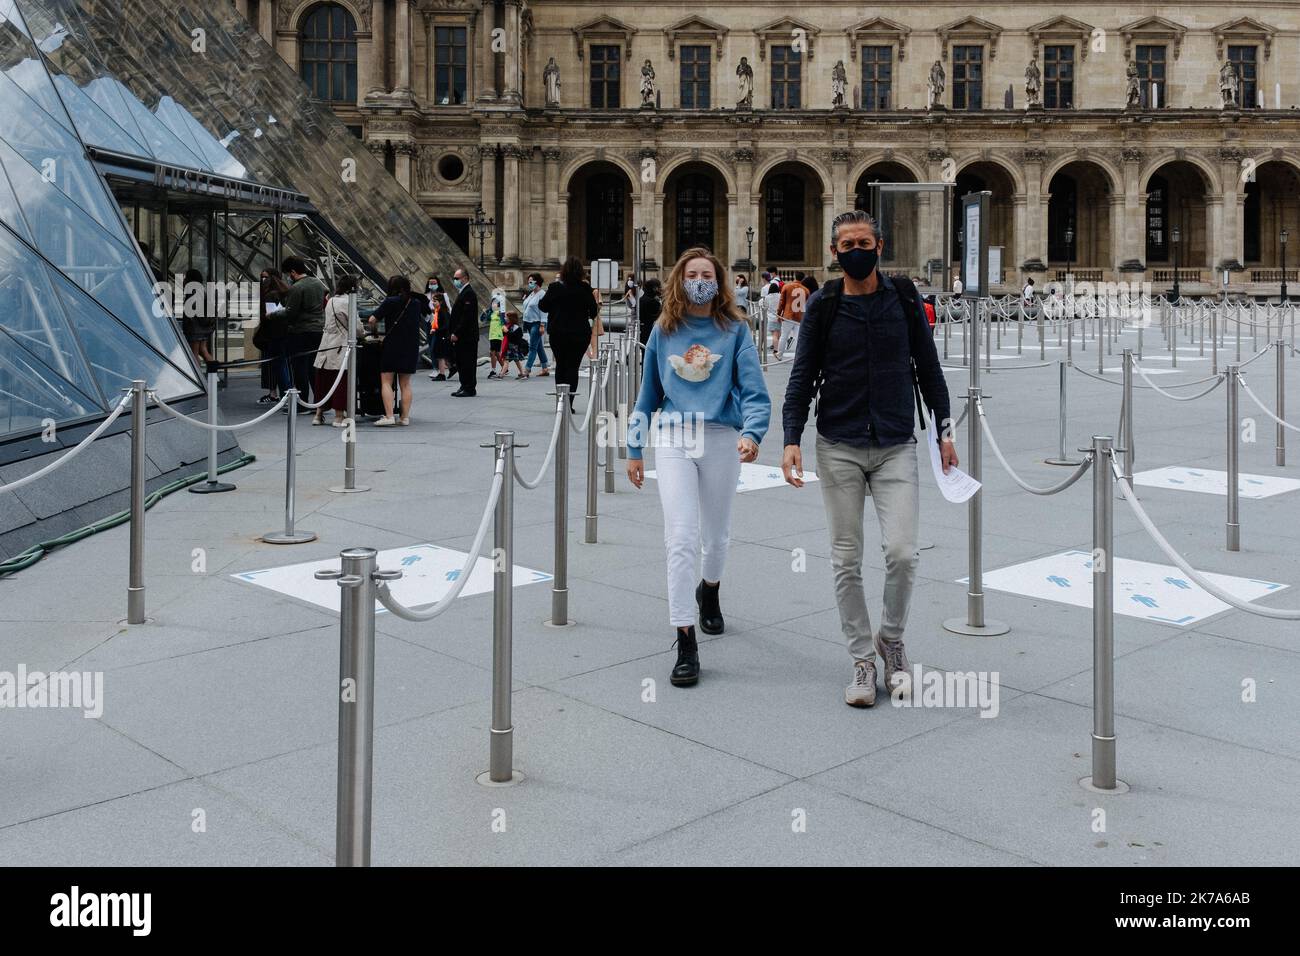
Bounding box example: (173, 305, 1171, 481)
(0, 136, 190, 367)
(0, 328, 100, 436)
(0, 0, 72, 132)
(49, 262, 196, 401)
(0, 146, 30, 242)
(0, 219, 102, 405)
(0, 69, 124, 233)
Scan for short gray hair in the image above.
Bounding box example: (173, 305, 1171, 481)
(830, 209, 882, 244)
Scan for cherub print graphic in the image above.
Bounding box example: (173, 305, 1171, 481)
(668, 343, 721, 382)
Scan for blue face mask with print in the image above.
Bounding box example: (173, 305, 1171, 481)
(683, 278, 719, 306)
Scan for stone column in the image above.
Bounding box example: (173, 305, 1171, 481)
(1120, 148, 1144, 269)
(394, 142, 416, 192)
(732, 147, 755, 273)
(367, 0, 387, 96)
(394, 0, 413, 99)
(422, 12, 434, 104)
(258, 0, 273, 42)
(639, 148, 659, 272)
(821, 193, 836, 273)
(477, 0, 498, 101)
(1109, 195, 1125, 276)
(479, 144, 499, 263)
(502, 0, 523, 105)
(1218, 148, 1244, 269)
(501, 146, 522, 265)
(1012, 195, 1029, 284)
(542, 148, 561, 266)
(1206, 197, 1223, 274)
(1021, 147, 1047, 269)
(830, 149, 850, 218)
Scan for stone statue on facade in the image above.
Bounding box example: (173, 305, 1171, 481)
(1025, 57, 1042, 108)
(831, 60, 847, 108)
(1219, 60, 1239, 108)
(927, 59, 945, 110)
(544, 57, 561, 107)
(640, 59, 656, 107)
(1125, 59, 1141, 108)
(736, 56, 754, 109)
(417, 145, 435, 191)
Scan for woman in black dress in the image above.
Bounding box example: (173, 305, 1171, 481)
(367, 275, 430, 426)
(538, 256, 602, 410)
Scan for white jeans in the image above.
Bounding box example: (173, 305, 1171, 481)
(653, 423, 743, 627)
(778, 318, 801, 356)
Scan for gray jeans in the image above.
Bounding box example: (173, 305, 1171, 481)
(815, 435, 920, 661)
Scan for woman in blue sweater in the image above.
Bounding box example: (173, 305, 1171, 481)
(627, 247, 771, 687)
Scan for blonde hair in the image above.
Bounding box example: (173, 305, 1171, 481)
(658, 247, 743, 336)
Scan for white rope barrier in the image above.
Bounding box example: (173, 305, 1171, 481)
(294, 348, 352, 410)
(1114, 459, 1300, 620)
(375, 454, 505, 622)
(977, 402, 1094, 495)
(1239, 375, 1300, 434)
(1133, 365, 1225, 401)
(1239, 342, 1277, 368)
(0, 393, 133, 495)
(515, 402, 565, 489)
(151, 389, 291, 431)
(568, 357, 613, 435)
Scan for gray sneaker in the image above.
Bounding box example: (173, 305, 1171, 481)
(874, 633, 912, 699)
(845, 659, 878, 708)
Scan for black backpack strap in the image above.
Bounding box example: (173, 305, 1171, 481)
(811, 278, 844, 415)
(890, 274, 931, 432)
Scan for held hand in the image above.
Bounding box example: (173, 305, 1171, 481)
(587, 344, 596, 359)
(940, 438, 959, 474)
(627, 459, 644, 489)
(782, 444, 804, 488)
(737, 437, 759, 463)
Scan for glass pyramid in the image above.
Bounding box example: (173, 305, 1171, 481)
(0, 0, 202, 443)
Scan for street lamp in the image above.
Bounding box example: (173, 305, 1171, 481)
(471, 204, 495, 271)
(634, 225, 649, 285)
(1281, 228, 1289, 303)
(1063, 225, 1075, 290)
(1171, 225, 1181, 301)
(745, 225, 756, 285)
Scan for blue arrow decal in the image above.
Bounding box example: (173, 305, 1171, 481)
(445, 569, 461, 582)
(1164, 577, 1190, 590)
(1188, 471, 1204, 477)
(1132, 594, 1158, 608)
(1047, 575, 1070, 588)
(1168, 478, 1185, 485)
(401, 555, 422, 567)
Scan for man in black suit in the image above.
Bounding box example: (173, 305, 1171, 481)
(448, 266, 480, 397)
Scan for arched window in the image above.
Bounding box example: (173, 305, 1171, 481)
(764, 174, 804, 262)
(1047, 174, 1077, 262)
(300, 4, 357, 104)
(675, 174, 714, 257)
(1146, 175, 1168, 263)
(586, 173, 626, 261)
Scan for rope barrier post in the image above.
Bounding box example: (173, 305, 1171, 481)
(261, 389, 317, 544)
(602, 345, 616, 494)
(1171, 306, 1178, 368)
(1277, 340, 1286, 467)
(481, 431, 522, 786)
(1045, 361, 1083, 466)
(943, 383, 1009, 637)
(1227, 364, 1241, 552)
(1211, 307, 1219, 375)
(548, 386, 574, 627)
(584, 354, 601, 544)
(126, 381, 147, 625)
(1121, 349, 1135, 486)
(616, 336, 628, 462)
(331, 293, 369, 495)
(1037, 301, 1046, 361)
(315, 547, 381, 866)
(189, 366, 236, 494)
(1236, 301, 1242, 362)
(1081, 436, 1126, 793)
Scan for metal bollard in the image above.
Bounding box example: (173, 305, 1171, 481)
(549, 387, 574, 627)
(261, 389, 317, 544)
(127, 381, 147, 625)
(1121, 349, 1135, 486)
(331, 293, 369, 494)
(1276, 340, 1286, 467)
(1211, 308, 1219, 375)
(486, 431, 521, 785)
(584, 352, 601, 543)
(1082, 436, 1125, 793)
(315, 547, 381, 866)
(616, 337, 628, 462)
(189, 367, 236, 494)
(1227, 364, 1241, 552)
(1045, 361, 1083, 466)
(602, 345, 616, 493)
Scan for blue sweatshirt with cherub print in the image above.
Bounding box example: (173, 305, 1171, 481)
(628, 312, 771, 459)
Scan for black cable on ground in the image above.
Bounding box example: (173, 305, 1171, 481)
(0, 454, 257, 577)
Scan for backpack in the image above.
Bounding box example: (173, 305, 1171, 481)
(811, 274, 930, 432)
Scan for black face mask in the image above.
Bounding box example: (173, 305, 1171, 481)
(837, 247, 878, 281)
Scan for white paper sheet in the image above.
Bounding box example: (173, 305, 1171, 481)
(927, 413, 981, 503)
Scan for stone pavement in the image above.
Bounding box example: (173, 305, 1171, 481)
(2, 324, 1299, 866)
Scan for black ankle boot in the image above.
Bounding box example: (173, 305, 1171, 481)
(696, 580, 724, 635)
(671, 626, 700, 686)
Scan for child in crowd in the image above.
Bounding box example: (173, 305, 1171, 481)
(501, 311, 528, 379)
(486, 295, 505, 379)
